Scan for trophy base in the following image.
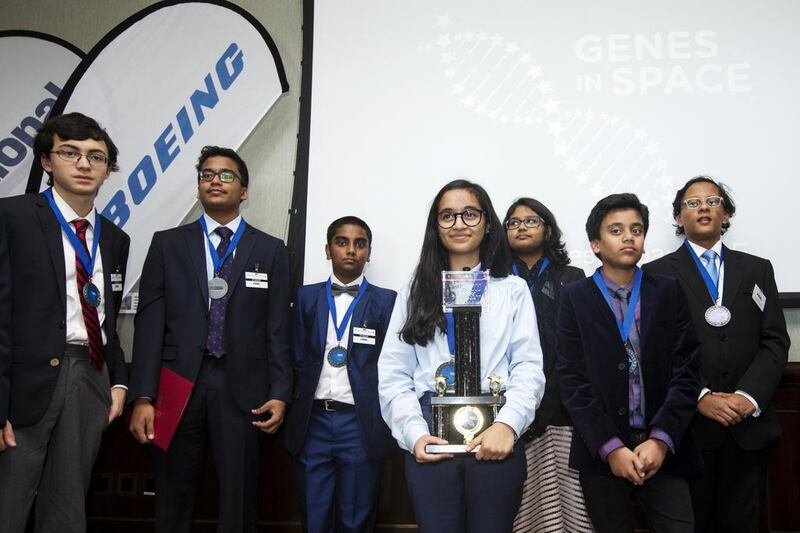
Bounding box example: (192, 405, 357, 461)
(424, 444, 476, 455)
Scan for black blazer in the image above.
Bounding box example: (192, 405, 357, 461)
(644, 244, 789, 451)
(556, 271, 703, 476)
(0, 193, 129, 428)
(284, 281, 397, 461)
(128, 220, 292, 412)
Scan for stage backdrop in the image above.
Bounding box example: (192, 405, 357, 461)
(0, 31, 82, 197)
(304, 0, 800, 296)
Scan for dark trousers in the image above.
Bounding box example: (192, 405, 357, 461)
(152, 356, 265, 533)
(580, 468, 693, 533)
(404, 443, 526, 533)
(690, 433, 767, 533)
(293, 405, 381, 533)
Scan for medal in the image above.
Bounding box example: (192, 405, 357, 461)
(325, 277, 369, 369)
(626, 343, 638, 374)
(327, 345, 348, 367)
(208, 276, 228, 299)
(705, 304, 731, 327)
(82, 281, 102, 307)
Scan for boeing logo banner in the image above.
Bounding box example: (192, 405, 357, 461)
(35, 0, 289, 294)
(0, 31, 83, 198)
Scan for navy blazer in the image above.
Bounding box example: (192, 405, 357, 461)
(556, 271, 703, 476)
(284, 280, 397, 461)
(0, 193, 129, 428)
(129, 220, 292, 413)
(644, 244, 789, 451)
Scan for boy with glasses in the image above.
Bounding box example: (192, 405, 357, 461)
(0, 112, 130, 532)
(644, 176, 789, 533)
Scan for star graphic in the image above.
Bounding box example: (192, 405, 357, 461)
(565, 158, 579, 172)
(441, 52, 455, 64)
(500, 115, 509, 123)
(477, 32, 488, 41)
(451, 82, 465, 95)
(436, 15, 452, 30)
(488, 110, 498, 120)
(622, 120, 633, 130)
(540, 97, 560, 114)
(576, 173, 589, 184)
(462, 96, 476, 107)
(585, 111, 596, 122)
(547, 121, 565, 138)
(505, 42, 519, 54)
(454, 33, 463, 41)
(599, 112, 609, 121)
(634, 129, 648, 140)
(464, 32, 475, 42)
(536, 80, 553, 94)
(609, 115, 621, 125)
(645, 142, 659, 154)
(436, 35, 452, 48)
(476, 104, 487, 115)
(512, 116, 523, 124)
(445, 68, 457, 79)
(529, 64, 543, 78)
(519, 53, 532, 64)
(555, 142, 570, 156)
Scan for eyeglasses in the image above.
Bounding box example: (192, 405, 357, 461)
(505, 216, 544, 230)
(682, 196, 723, 210)
(198, 169, 240, 183)
(50, 148, 108, 167)
(437, 208, 484, 228)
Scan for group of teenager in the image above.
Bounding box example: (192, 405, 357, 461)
(0, 112, 789, 533)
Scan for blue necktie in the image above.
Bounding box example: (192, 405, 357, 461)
(206, 226, 233, 357)
(702, 249, 719, 287)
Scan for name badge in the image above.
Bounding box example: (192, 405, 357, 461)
(353, 327, 376, 337)
(110, 273, 123, 283)
(752, 283, 766, 312)
(112, 283, 123, 292)
(353, 335, 376, 345)
(246, 279, 269, 289)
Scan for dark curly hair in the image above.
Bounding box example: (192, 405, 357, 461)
(671, 176, 735, 235)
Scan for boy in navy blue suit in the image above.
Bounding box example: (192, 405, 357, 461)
(284, 216, 397, 533)
(556, 193, 702, 533)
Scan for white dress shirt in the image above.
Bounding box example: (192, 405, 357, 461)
(378, 273, 545, 453)
(202, 213, 242, 306)
(313, 273, 364, 404)
(687, 239, 761, 416)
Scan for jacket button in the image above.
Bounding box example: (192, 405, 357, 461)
(723, 372, 730, 378)
(58, 321, 65, 329)
(617, 407, 626, 416)
(50, 358, 60, 367)
(720, 335, 728, 342)
(617, 362, 626, 371)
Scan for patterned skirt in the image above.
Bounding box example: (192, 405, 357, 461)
(512, 425, 594, 532)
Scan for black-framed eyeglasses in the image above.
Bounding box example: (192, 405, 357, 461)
(50, 148, 109, 167)
(505, 216, 544, 230)
(437, 208, 484, 228)
(682, 196, 723, 210)
(198, 169, 240, 183)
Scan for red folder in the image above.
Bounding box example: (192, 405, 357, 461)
(152, 367, 195, 452)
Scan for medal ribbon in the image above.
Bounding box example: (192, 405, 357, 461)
(592, 267, 642, 344)
(199, 217, 246, 274)
(326, 277, 369, 344)
(511, 257, 550, 279)
(44, 188, 101, 277)
(445, 270, 487, 355)
(684, 240, 723, 303)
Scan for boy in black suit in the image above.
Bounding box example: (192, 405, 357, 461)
(557, 193, 702, 533)
(644, 176, 789, 533)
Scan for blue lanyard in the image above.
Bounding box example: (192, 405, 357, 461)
(199, 217, 246, 274)
(326, 278, 368, 343)
(445, 271, 487, 355)
(684, 240, 723, 302)
(44, 188, 101, 277)
(511, 257, 550, 279)
(591, 267, 642, 343)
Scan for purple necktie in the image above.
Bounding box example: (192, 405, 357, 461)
(205, 226, 233, 357)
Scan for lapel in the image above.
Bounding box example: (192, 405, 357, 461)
(671, 244, 713, 306)
(721, 244, 744, 308)
(314, 283, 329, 356)
(586, 280, 620, 341)
(35, 194, 67, 312)
(99, 217, 116, 334)
(225, 224, 256, 300)
(638, 272, 656, 353)
(186, 222, 209, 302)
(347, 286, 370, 352)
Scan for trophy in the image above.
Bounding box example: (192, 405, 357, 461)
(425, 270, 506, 454)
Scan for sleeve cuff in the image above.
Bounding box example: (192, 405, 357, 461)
(599, 437, 625, 462)
(735, 390, 761, 417)
(112, 384, 128, 390)
(649, 427, 675, 454)
(698, 387, 711, 402)
(404, 422, 431, 454)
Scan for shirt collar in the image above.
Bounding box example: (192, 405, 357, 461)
(331, 272, 364, 287)
(203, 213, 242, 235)
(686, 238, 722, 260)
(52, 187, 94, 227)
(600, 268, 632, 292)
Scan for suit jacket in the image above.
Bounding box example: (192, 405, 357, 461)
(525, 263, 585, 438)
(128, 220, 292, 413)
(556, 271, 703, 476)
(284, 281, 397, 461)
(643, 244, 789, 451)
(0, 193, 129, 428)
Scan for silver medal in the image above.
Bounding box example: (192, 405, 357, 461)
(208, 277, 228, 299)
(704, 304, 731, 327)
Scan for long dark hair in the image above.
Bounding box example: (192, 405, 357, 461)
(400, 179, 512, 345)
(503, 197, 571, 266)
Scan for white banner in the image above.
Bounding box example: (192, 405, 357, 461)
(47, 1, 289, 293)
(0, 31, 82, 197)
